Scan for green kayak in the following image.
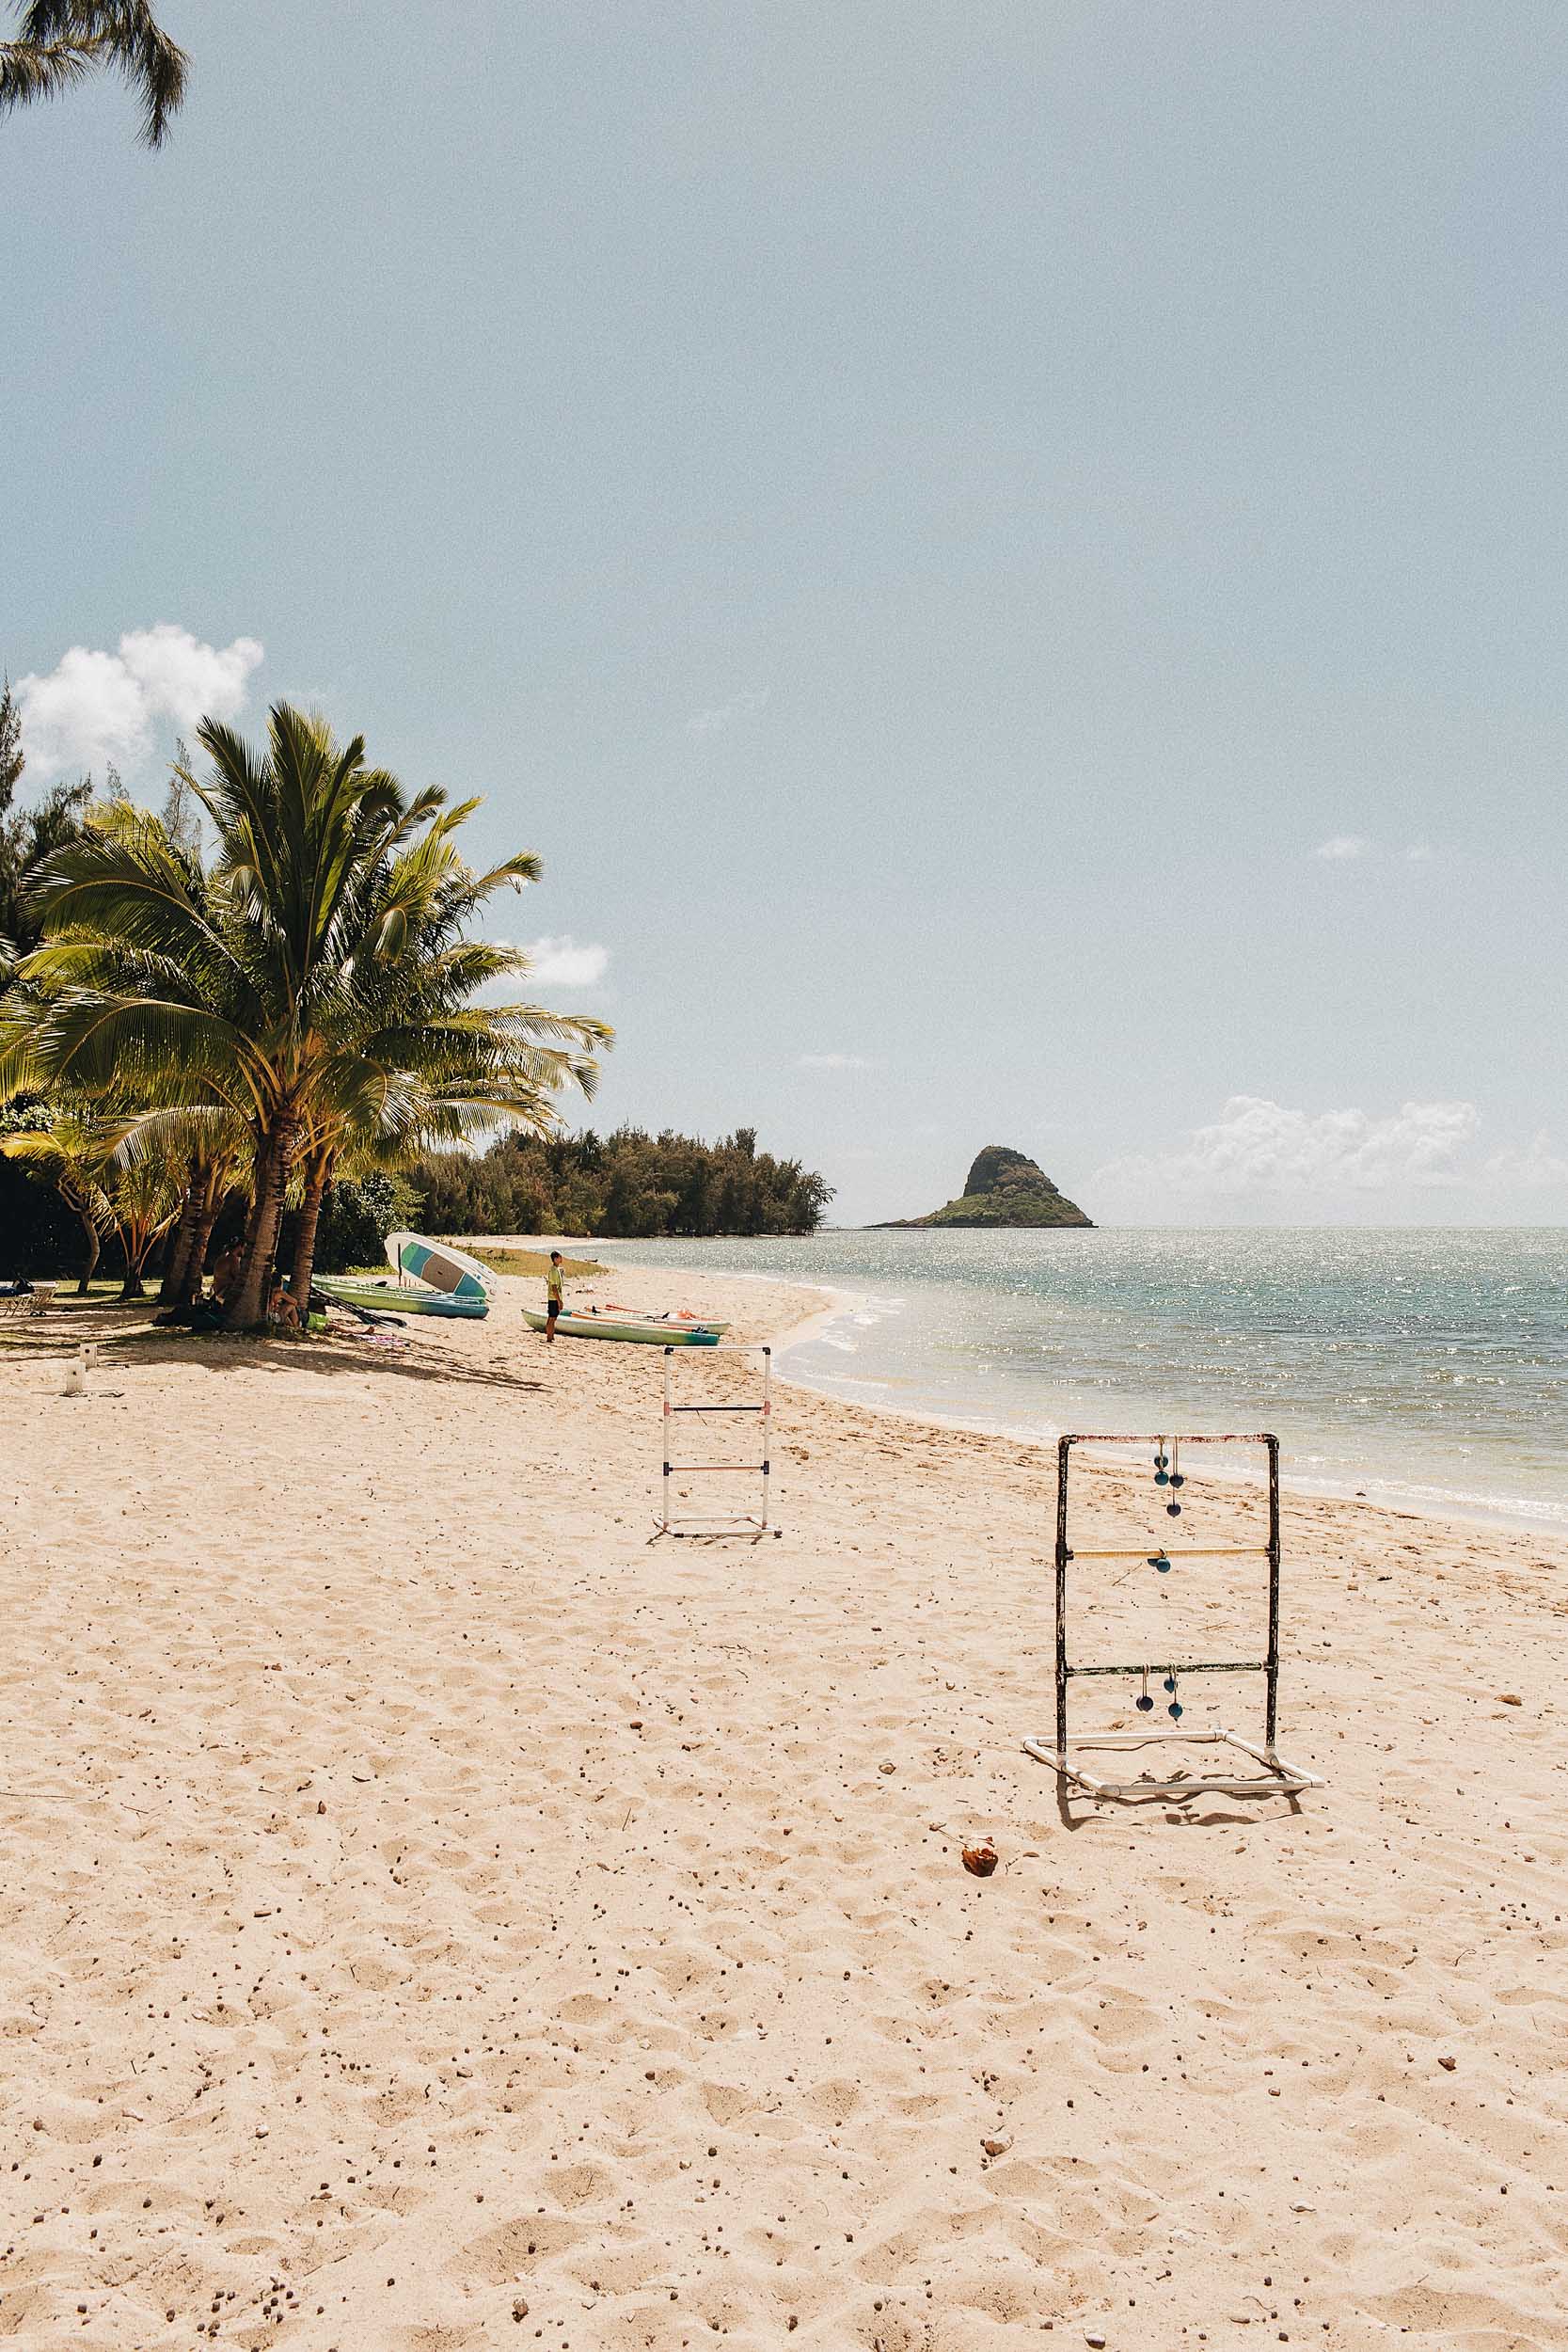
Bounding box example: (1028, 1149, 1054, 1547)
(522, 1308, 723, 1345)
(316, 1274, 488, 1320)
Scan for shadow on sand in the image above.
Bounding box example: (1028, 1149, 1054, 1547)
(1046, 1772, 1307, 1833)
(15, 1303, 547, 1395)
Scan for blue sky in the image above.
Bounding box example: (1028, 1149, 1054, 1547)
(5, 0, 1565, 1225)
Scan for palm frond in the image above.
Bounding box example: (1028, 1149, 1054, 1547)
(26, 820, 241, 988)
(0, 1014, 46, 1104)
(7, 4, 189, 146)
(0, 31, 94, 116)
(469, 850, 544, 896)
(111, 1101, 248, 1170)
(431, 1002, 613, 1049)
(24, 989, 261, 1108)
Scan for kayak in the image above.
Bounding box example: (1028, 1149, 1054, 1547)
(385, 1232, 494, 1303)
(313, 1233, 494, 1320)
(601, 1300, 729, 1335)
(522, 1308, 723, 1345)
(315, 1274, 488, 1320)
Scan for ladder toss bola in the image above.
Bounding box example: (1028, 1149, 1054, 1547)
(1023, 1432, 1323, 1801)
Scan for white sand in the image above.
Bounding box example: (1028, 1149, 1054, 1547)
(2, 1254, 1565, 2350)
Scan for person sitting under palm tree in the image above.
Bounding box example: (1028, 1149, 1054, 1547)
(267, 1279, 301, 1333)
(208, 1240, 244, 1309)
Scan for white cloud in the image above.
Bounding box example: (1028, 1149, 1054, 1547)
(1314, 834, 1373, 861)
(687, 687, 770, 739)
(521, 935, 610, 988)
(1482, 1132, 1568, 1191)
(1091, 1096, 1568, 1222)
(1098, 1095, 1481, 1202)
(1405, 842, 1435, 862)
(799, 1052, 871, 1071)
(18, 626, 264, 780)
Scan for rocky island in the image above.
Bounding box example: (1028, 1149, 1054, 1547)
(876, 1145, 1093, 1229)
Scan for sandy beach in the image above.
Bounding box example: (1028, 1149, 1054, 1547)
(3, 1251, 1565, 2351)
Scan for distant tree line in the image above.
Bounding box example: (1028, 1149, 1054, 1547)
(412, 1125, 833, 1240)
(1, 1116, 832, 1279)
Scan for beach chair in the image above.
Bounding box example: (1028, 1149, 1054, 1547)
(0, 1282, 55, 1320)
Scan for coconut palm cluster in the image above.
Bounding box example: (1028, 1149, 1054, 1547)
(0, 703, 609, 1327)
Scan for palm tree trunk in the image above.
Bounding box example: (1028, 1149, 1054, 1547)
(225, 1126, 291, 1329)
(119, 1219, 171, 1303)
(289, 1156, 331, 1311)
(119, 1230, 148, 1302)
(180, 1191, 222, 1305)
(74, 1208, 100, 1295)
(158, 1163, 204, 1304)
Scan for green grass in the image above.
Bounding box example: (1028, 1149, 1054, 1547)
(468, 1246, 605, 1280)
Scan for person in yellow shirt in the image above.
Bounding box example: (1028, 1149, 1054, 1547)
(545, 1250, 564, 1341)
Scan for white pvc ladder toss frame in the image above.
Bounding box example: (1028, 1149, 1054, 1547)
(657, 1343, 782, 1538)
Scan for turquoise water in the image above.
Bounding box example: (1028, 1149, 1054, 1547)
(588, 1228, 1568, 1534)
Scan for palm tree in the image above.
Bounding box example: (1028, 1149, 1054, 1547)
(12, 705, 610, 1327)
(138, 1106, 249, 1304)
(0, 794, 242, 1305)
(103, 1127, 183, 1297)
(0, 792, 232, 1293)
(278, 792, 606, 1305)
(1, 1, 187, 146)
(4, 1099, 186, 1298)
(13, 712, 421, 1326)
(0, 1096, 114, 1291)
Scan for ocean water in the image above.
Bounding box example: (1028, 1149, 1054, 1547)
(588, 1228, 1568, 1535)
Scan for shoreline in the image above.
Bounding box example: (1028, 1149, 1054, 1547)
(578, 1249, 1567, 1547)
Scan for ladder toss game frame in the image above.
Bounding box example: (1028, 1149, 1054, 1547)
(1023, 1432, 1323, 1800)
(657, 1343, 782, 1538)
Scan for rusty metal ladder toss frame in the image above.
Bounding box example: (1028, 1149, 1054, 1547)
(657, 1343, 782, 1538)
(1022, 1432, 1323, 1800)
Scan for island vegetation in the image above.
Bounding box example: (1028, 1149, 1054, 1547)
(411, 1123, 833, 1241)
(878, 1144, 1092, 1229)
